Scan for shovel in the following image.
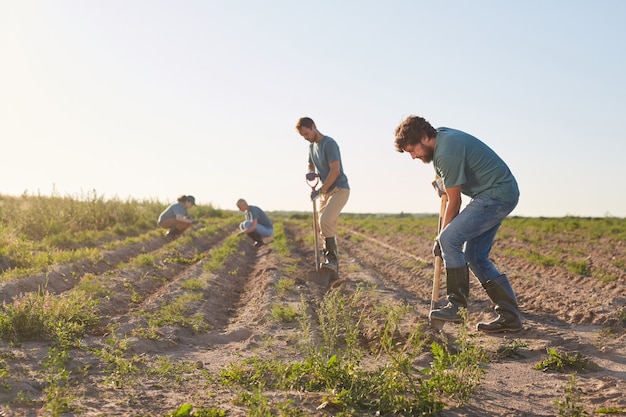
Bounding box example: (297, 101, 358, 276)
(429, 177, 448, 330)
(306, 175, 330, 287)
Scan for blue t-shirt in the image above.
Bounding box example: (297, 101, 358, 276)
(247, 206, 273, 229)
(308, 136, 350, 190)
(434, 127, 519, 202)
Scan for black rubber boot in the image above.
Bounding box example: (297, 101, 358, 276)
(248, 231, 264, 247)
(321, 237, 338, 274)
(477, 275, 522, 333)
(429, 266, 470, 323)
(165, 227, 181, 239)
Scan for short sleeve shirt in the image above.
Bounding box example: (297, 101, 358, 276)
(158, 202, 188, 223)
(433, 128, 519, 202)
(247, 206, 273, 228)
(308, 136, 350, 190)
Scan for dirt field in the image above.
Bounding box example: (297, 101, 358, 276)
(0, 215, 624, 416)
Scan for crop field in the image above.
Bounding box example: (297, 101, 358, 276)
(0, 194, 625, 416)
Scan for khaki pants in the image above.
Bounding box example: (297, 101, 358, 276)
(158, 217, 191, 232)
(318, 187, 349, 238)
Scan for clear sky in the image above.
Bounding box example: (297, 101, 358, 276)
(2, 1, 625, 217)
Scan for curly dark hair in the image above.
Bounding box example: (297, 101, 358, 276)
(394, 115, 437, 152)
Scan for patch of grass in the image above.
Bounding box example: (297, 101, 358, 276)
(534, 348, 597, 373)
(0, 288, 100, 347)
(181, 277, 207, 291)
(75, 272, 112, 297)
(596, 406, 626, 414)
(566, 259, 589, 276)
(592, 268, 617, 282)
(165, 403, 227, 417)
(123, 281, 143, 303)
(92, 330, 144, 389)
(494, 339, 529, 359)
(429, 309, 487, 405)
(42, 346, 75, 415)
(271, 221, 291, 256)
(504, 248, 559, 266)
(271, 303, 299, 323)
(220, 286, 485, 415)
(145, 355, 198, 389)
(611, 258, 625, 270)
(142, 293, 208, 332)
(274, 277, 295, 296)
(343, 263, 361, 273)
(203, 234, 241, 273)
(554, 373, 588, 417)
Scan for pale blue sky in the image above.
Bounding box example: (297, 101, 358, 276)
(2, 1, 625, 217)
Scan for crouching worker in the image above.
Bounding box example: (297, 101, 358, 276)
(394, 115, 522, 333)
(236, 199, 273, 247)
(158, 195, 196, 238)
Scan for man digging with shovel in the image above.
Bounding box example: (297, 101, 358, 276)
(394, 115, 522, 333)
(296, 117, 350, 284)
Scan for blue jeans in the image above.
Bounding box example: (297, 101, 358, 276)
(240, 221, 274, 238)
(438, 194, 517, 285)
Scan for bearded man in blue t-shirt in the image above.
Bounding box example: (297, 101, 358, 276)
(394, 115, 522, 333)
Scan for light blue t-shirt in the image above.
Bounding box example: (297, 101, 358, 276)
(434, 127, 519, 202)
(308, 136, 350, 190)
(246, 206, 273, 229)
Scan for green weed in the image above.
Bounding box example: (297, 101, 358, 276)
(123, 281, 143, 303)
(271, 303, 299, 322)
(554, 373, 588, 417)
(92, 329, 144, 389)
(42, 346, 74, 416)
(165, 403, 227, 417)
(566, 259, 589, 276)
(592, 268, 617, 282)
(134, 253, 157, 267)
(141, 293, 208, 332)
(274, 277, 295, 296)
(495, 339, 529, 359)
(429, 309, 487, 405)
(612, 258, 625, 269)
(596, 406, 626, 414)
(181, 277, 207, 291)
(535, 348, 597, 373)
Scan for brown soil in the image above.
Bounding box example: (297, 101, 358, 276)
(0, 218, 624, 416)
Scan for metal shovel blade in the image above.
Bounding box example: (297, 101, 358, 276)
(428, 314, 446, 331)
(307, 269, 330, 287)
